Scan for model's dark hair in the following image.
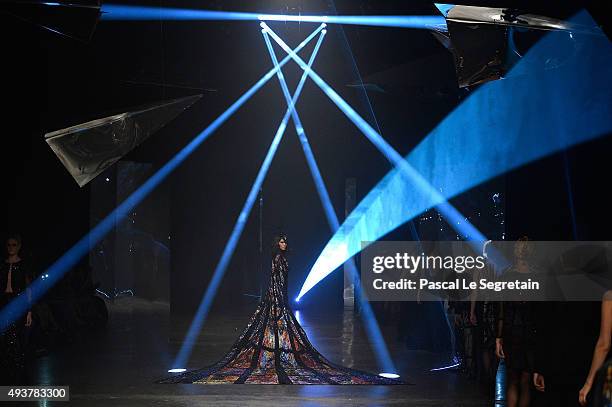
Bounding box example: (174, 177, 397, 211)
(6, 233, 22, 246)
(5, 233, 23, 257)
(271, 234, 289, 257)
(514, 235, 534, 258)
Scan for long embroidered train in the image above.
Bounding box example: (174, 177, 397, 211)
(160, 254, 401, 384)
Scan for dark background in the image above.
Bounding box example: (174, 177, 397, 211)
(1, 1, 610, 319)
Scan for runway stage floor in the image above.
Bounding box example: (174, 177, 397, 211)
(22, 297, 492, 406)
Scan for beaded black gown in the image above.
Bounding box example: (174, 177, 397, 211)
(0, 260, 32, 384)
(161, 253, 400, 384)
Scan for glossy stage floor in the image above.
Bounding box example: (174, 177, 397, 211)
(24, 297, 492, 406)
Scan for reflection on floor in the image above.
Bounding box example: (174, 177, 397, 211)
(25, 297, 492, 406)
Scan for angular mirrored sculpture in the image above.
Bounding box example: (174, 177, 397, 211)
(0, 1, 102, 42)
(45, 94, 202, 187)
(433, 4, 604, 87)
(435, 3, 601, 33)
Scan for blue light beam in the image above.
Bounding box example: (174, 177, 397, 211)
(260, 23, 492, 300)
(295, 10, 612, 300)
(171, 28, 326, 369)
(0, 25, 324, 333)
(261, 30, 336, 232)
(100, 4, 445, 29)
(261, 29, 397, 374)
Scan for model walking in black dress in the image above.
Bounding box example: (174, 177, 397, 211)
(0, 234, 33, 384)
(161, 235, 400, 384)
(495, 237, 536, 407)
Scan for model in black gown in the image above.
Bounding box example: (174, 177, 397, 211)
(161, 235, 401, 384)
(0, 235, 32, 384)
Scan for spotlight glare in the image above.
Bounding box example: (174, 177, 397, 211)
(101, 5, 445, 29)
(379, 372, 400, 379)
(168, 368, 187, 373)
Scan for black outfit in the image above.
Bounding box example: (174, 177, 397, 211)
(534, 301, 602, 407)
(475, 301, 498, 351)
(0, 259, 32, 384)
(496, 269, 537, 373)
(474, 265, 499, 351)
(161, 253, 401, 384)
(590, 358, 612, 407)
